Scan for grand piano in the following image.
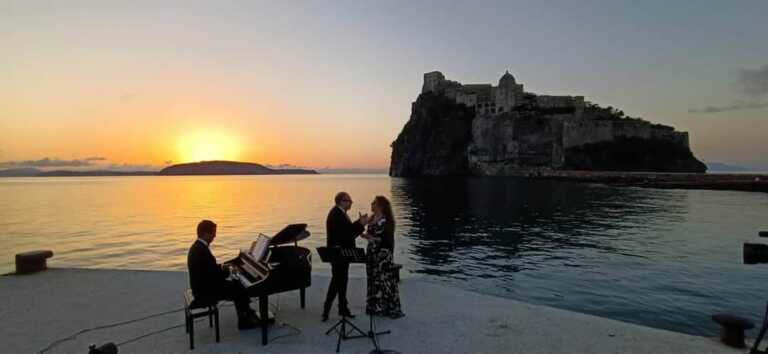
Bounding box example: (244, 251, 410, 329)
(225, 223, 312, 345)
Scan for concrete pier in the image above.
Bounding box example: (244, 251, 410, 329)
(0, 268, 744, 353)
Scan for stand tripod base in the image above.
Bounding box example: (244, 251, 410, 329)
(325, 316, 369, 353)
(344, 311, 391, 353)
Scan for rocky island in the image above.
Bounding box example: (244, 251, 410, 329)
(158, 160, 317, 175)
(390, 71, 706, 177)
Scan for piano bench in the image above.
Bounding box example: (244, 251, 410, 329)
(184, 289, 220, 350)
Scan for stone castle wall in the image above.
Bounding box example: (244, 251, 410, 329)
(422, 71, 583, 116)
(466, 114, 691, 174)
(562, 120, 689, 149)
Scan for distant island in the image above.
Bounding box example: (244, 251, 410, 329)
(158, 161, 316, 175)
(390, 70, 706, 177)
(0, 168, 156, 177)
(0, 161, 317, 177)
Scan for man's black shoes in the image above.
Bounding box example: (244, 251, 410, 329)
(339, 309, 355, 318)
(322, 309, 355, 320)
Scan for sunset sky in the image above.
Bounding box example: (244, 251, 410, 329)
(2, 1, 768, 170)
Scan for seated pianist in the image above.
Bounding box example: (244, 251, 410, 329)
(188, 219, 258, 330)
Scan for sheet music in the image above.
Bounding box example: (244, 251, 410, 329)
(249, 234, 271, 261)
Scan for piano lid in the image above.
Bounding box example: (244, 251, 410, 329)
(270, 223, 310, 245)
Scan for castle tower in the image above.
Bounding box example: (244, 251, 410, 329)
(498, 70, 516, 87)
(495, 70, 520, 112)
(422, 71, 446, 93)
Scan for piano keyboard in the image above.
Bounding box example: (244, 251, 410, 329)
(230, 250, 269, 287)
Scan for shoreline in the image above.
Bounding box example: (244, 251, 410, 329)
(1, 267, 743, 353)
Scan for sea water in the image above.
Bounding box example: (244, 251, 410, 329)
(2, 174, 767, 336)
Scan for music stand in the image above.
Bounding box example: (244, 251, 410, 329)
(317, 247, 390, 353)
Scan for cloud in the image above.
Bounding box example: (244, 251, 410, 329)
(85, 156, 107, 161)
(105, 163, 159, 171)
(689, 64, 768, 114)
(738, 64, 768, 96)
(265, 163, 308, 170)
(688, 100, 768, 114)
(0, 158, 92, 168)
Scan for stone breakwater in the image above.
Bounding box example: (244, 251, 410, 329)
(529, 171, 768, 193)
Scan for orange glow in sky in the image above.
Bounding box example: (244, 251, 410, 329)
(3, 2, 768, 170)
(176, 130, 242, 163)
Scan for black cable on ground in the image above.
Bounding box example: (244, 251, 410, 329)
(116, 304, 237, 349)
(268, 322, 302, 344)
(37, 307, 185, 353)
(116, 323, 184, 347)
(38, 300, 304, 353)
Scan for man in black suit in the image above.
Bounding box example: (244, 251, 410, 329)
(188, 219, 257, 330)
(322, 192, 370, 321)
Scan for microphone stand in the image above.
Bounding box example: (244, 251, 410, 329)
(325, 312, 369, 353)
(345, 310, 390, 354)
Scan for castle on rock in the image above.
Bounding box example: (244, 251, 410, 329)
(422, 71, 584, 117)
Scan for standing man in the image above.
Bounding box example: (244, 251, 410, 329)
(322, 192, 370, 321)
(188, 219, 257, 330)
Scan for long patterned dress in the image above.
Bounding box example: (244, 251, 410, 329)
(365, 217, 404, 318)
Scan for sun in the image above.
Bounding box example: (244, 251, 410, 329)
(177, 131, 242, 163)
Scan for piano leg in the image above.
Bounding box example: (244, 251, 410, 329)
(300, 287, 306, 309)
(260, 295, 268, 345)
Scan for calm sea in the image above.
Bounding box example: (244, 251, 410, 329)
(2, 174, 767, 336)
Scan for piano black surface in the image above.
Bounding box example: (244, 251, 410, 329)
(226, 224, 312, 345)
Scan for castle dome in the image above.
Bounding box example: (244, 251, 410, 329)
(499, 70, 516, 86)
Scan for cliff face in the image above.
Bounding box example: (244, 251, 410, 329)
(562, 137, 706, 172)
(390, 93, 475, 176)
(468, 113, 562, 175)
(390, 93, 706, 177)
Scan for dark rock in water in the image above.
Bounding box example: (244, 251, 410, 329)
(390, 93, 475, 177)
(390, 71, 707, 176)
(159, 161, 317, 175)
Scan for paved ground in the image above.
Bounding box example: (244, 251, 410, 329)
(0, 268, 745, 354)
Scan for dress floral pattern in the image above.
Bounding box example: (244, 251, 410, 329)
(365, 217, 404, 318)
